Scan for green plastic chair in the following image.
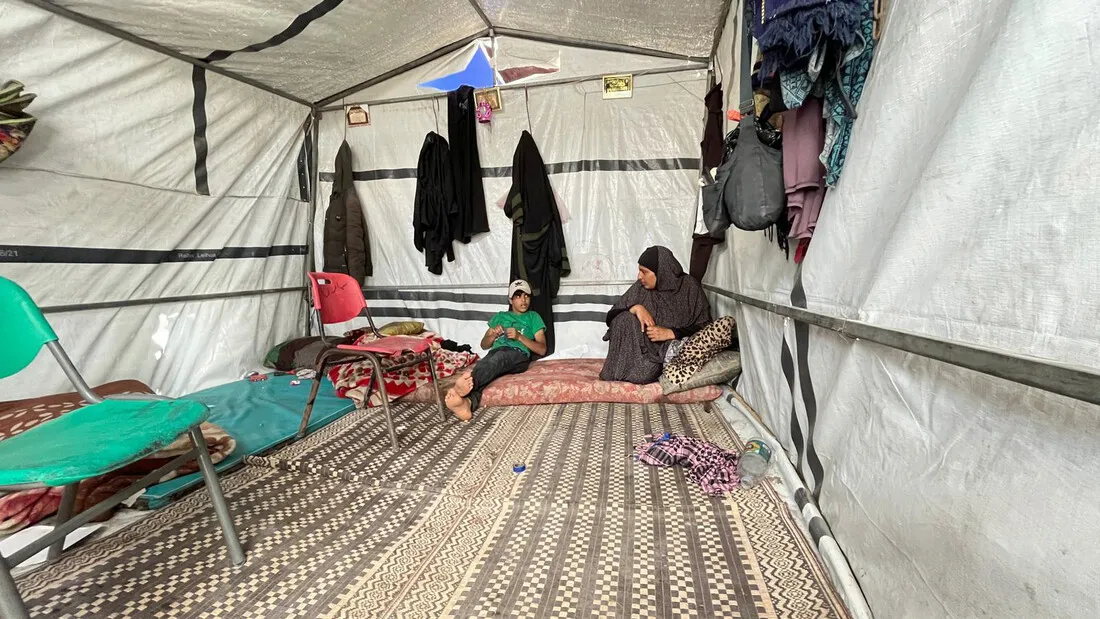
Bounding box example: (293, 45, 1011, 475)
(0, 277, 244, 618)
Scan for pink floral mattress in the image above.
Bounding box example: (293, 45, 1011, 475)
(403, 358, 721, 407)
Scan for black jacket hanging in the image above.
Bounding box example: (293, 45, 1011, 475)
(504, 131, 570, 356)
(447, 85, 489, 243)
(323, 140, 372, 284)
(691, 82, 728, 281)
(413, 132, 456, 275)
(701, 83, 725, 170)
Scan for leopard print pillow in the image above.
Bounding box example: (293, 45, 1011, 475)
(663, 316, 736, 387)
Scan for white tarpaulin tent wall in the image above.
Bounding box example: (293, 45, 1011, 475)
(707, 1, 1100, 618)
(4, 0, 1100, 617)
(2, 1, 311, 400)
(0, 0, 731, 396)
(313, 49, 710, 356)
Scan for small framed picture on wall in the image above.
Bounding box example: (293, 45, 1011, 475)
(345, 104, 370, 127)
(474, 87, 503, 111)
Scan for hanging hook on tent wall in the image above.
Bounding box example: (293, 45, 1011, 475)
(524, 86, 533, 132)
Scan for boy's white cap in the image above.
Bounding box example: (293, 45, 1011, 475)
(508, 279, 532, 297)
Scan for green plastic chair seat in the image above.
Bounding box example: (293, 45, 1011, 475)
(0, 398, 208, 488)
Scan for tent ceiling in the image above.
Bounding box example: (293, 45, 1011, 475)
(482, 0, 725, 59)
(33, 0, 727, 104)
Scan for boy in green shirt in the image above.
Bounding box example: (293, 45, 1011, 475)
(446, 279, 546, 421)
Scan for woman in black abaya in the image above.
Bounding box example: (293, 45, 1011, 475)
(600, 246, 712, 384)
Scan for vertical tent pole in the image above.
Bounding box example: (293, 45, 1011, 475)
(306, 109, 321, 336)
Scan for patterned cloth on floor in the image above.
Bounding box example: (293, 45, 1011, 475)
(633, 433, 742, 495)
(328, 331, 479, 407)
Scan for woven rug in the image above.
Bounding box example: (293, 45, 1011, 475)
(17, 402, 850, 618)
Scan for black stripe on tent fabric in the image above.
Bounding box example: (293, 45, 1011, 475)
(780, 336, 805, 472)
(296, 129, 311, 202)
(807, 516, 830, 546)
(366, 305, 606, 323)
(790, 264, 826, 501)
(200, 0, 347, 63)
(317, 157, 701, 182)
(362, 289, 620, 307)
(191, 67, 210, 196)
(319, 168, 418, 182)
(190, 0, 343, 197)
(0, 245, 307, 264)
(41, 287, 305, 314)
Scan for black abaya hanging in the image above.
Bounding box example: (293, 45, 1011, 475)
(447, 85, 490, 243)
(504, 131, 570, 356)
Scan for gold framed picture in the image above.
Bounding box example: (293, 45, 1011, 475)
(602, 74, 633, 99)
(345, 104, 370, 127)
(474, 87, 503, 111)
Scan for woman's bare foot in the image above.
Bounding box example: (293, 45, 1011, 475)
(454, 372, 474, 397)
(445, 389, 473, 422)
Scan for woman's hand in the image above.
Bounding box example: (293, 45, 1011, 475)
(630, 305, 655, 330)
(645, 326, 676, 342)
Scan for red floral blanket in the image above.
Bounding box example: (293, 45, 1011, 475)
(327, 332, 479, 407)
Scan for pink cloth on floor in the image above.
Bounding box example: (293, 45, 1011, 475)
(783, 97, 827, 241)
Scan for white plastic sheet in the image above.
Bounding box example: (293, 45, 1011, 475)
(708, 0, 1100, 616)
(1, 2, 310, 401)
(478, 0, 726, 58)
(51, 0, 487, 103)
(42, 0, 726, 103)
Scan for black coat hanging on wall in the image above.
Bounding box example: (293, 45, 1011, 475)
(413, 132, 456, 275)
(504, 131, 570, 356)
(447, 85, 490, 243)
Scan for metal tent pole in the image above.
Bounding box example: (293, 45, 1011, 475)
(492, 27, 708, 63)
(709, 0, 736, 61)
(315, 30, 491, 107)
(705, 285, 1100, 408)
(463, 0, 493, 29)
(305, 110, 321, 336)
(317, 63, 708, 113)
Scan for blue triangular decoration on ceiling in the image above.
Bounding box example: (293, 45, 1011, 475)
(418, 46, 495, 91)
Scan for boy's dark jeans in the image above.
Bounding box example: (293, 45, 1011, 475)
(469, 347, 530, 411)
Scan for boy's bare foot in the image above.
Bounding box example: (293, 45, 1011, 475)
(454, 372, 474, 397)
(445, 389, 473, 422)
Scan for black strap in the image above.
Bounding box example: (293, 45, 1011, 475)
(738, 2, 755, 113)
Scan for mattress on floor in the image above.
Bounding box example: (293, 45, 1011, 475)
(402, 358, 722, 406)
(139, 374, 355, 508)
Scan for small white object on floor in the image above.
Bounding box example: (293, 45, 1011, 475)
(0, 524, 103, 567)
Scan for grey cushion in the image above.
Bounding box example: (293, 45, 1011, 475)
(660, 351, 741, 395)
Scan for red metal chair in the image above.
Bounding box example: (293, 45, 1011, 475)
(297, 272, 445, 450)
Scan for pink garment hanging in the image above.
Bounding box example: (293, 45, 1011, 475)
(783, 97, 827, 244)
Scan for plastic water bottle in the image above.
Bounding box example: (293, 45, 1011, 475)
(738, 438, 773, 488)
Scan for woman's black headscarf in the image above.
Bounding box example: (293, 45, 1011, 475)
(600, 246, 711, 383)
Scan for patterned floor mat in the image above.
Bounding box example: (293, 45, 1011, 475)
(17, 402, 850, 618)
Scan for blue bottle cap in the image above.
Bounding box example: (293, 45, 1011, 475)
(512, 463, 526, 473)
(662, 432, 671, 440)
